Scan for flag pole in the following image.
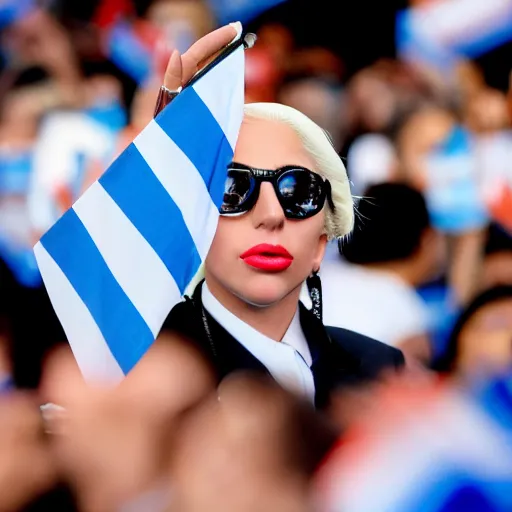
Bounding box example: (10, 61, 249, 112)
(183, 32, 257, 90)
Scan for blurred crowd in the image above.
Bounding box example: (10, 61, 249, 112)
(0, 0, 511, 510)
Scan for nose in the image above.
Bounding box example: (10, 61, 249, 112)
(251, 182, 285, 231)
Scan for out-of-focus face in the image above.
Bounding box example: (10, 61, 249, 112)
(456, 298, 512, 376)
(205, 117, 327, 307)
(146, 0, 214, 41)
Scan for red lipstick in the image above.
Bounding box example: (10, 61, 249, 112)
(240, 244, 293, 272)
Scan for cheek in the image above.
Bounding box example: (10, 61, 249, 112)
(288, 215, 326, 265)
(457, 330, 512, 372)
(205, 217, 245, 268)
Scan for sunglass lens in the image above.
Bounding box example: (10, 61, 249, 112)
(220, 169, 254, 214)
(277, 170, 323, 218)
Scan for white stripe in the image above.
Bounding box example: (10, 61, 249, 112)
(34, 242, 124, 383)
(134, 121, 220, 261)
(192, 46, 245, 150)
(73, 182, 181, 336)
(414, 0, 512, 44)
(326, 392, 512, 512)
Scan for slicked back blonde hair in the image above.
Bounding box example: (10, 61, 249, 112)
(243, 102, 354, 240)
(184, 103, 354, 296)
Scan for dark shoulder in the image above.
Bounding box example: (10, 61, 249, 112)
(161, 297, 198, 339)
(326, 325, 405, 372)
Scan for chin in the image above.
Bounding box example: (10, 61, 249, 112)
(232, 274, 301, 307)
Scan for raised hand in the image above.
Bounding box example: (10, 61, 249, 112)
(40, 335, 214, 512)
(155, 22, 241, 116)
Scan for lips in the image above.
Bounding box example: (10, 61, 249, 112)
(240, 244, 293, 272)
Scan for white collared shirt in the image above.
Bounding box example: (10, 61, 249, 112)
(202, 283, 315, 402)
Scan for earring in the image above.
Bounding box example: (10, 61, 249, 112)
(306, 270, 323, 322)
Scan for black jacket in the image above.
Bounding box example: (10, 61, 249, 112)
(26, 283, 404, 511)
(162, 282, 405, 409)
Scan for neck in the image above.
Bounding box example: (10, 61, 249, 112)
(204, 277, 301, 341)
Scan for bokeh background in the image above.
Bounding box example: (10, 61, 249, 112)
(0, 0, 511, 391)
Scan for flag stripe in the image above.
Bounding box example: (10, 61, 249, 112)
(40, 209, 154, 374)
(35, 44, 246, 382)
(73, 181, 181, 336)
(155, 87, 234, 206)
(134, 120, 220, 260)
(34, 242, 124, 382)
(99, 143, 202, 293)
(192, 47, 245, 150)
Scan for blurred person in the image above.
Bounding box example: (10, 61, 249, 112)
(26, 103, 122, 239)
(396, 104, 489, 307)
(464, 86, 510, 134)
(243, 22, 294, 103)
(320, 183, 442, 365)
(244, 44, 282, 102)
(37, 334, 214, 512)
(395, 104, 455, 191)
(254, 22, 294, 73)
(0, 7, 85, 113)
(278, 77, 346, 150)
(343, 60, 433, 146)
(345, 67, 398, 137)
(0, 391, 59, 511)
(145, 0, 215, 45)
(315, 366, 512, 512)
(434, 285, 512, 380)
(346, 133, 398, 196)
(467, 87, 512, 233)
(480, 223, 512, 291)
(287, 47, 344, 82)
(508, 69, 512, 120)
(169, 373, 339, 512)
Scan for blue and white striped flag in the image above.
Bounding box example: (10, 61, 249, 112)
(34, 41, 245, 382)
(397, 0, 512, 72)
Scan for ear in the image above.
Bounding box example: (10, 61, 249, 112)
(312, 234, 328, 273)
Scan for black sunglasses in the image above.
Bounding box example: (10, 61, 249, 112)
(220, 162, 335, 219)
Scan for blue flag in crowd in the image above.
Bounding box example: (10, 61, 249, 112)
(34, 39, 245, 382)
(207, 0, 288, 25)
(319, 372, 512, 512)
(0, 0, 35, 29)
(397, 0, 512, 72)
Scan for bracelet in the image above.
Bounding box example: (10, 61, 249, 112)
(154, 85, 182, 118)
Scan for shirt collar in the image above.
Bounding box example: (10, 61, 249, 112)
(201, 282, 312, 367)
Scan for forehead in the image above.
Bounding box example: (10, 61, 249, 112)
(233, 116, 316, 170)
(464, 298, 512, 331)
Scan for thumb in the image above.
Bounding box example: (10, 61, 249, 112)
(40, 345, 88, 408)
(163, 49, 183, 92)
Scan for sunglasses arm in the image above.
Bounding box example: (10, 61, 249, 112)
(325, 180, 336, 211)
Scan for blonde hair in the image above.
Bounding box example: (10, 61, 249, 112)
(185, 102, 354, 295)
(243, 102, 354, 239)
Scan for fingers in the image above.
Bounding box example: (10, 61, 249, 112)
(40, 345, 87, 408)
(123, 334, 215, 415)
(163, 49, 183, 92)
(181, 24, 239, 85)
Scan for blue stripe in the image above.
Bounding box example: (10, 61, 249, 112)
(108, 22, 152, 84)
(453, 14, 512, 57)
(156, 87, 234, 207)
(41, 209, 154, 374)
(99, 143, 202, 293)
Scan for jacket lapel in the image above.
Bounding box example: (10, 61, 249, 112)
(191, 283, 270, 381)
(298, 303, 362, 408)
(190, 283, 363, 407)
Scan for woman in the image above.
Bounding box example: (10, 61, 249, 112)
(434, 285, 512, 378)
(150, 24, 405, 409)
